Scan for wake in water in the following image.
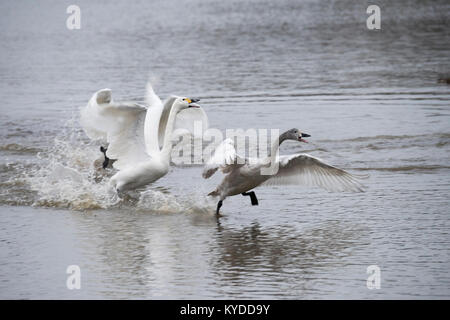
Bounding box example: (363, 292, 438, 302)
(23, 117, 215, 213)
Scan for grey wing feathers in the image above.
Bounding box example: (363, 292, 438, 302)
(263, 154, 367, 192)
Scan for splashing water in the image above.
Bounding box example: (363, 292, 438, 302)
(24, 117, 117, 210)
(23, 116, 216, 213)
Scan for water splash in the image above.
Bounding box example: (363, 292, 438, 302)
(24, 117, 116, 210)
(22, 116, 215, 214)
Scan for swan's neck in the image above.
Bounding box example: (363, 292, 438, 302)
(268, 133, 287, 164)
(160, 105, 180, 161)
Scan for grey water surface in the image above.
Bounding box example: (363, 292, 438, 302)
(0, 0, 449, 299)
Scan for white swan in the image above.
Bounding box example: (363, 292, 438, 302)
(203, 128, 366, 214)
(80, 83, 208, 192)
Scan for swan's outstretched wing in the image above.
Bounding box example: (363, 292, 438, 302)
(202, 138, 245, 178)
(80, 88, 147, 140)
(143, 83, 165, 156)
(158, 96, 209, 149)
(80, 88, 112, 141)
(104, 106, 149, 170)
(263, 154, 367, 192)
(80, 88, 150, 170)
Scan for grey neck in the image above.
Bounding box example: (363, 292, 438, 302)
(268, 130, 290, 163)
(278, 131, 291, 146)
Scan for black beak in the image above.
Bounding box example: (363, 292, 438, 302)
(188, 98, 201, 108)
(302, 133, 311, 137)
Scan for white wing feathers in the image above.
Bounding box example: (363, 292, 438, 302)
(143, 83, 165, 156)
(145, 82, 162, 108)
(202, 138, 245, 178)
(80, 88, 150, 170)
(263, 153, 366, 192)
(80, 88, 113, 141)
(81, 83, 210, 171)
(80, 88, 148, 140)
(104, 107, 148, 170)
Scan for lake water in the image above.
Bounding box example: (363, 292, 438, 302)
(0, 0, 449, 299)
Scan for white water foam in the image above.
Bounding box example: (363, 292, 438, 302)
(24, 117, 216, 214)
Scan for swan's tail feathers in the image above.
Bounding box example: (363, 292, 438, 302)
(208, 190, 219, 197)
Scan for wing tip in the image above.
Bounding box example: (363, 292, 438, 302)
(95, 89, 112, 104)
(352, 172, 370, 179)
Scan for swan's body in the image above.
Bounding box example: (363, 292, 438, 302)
(203, 129, 366, 214)
(80, 83, 208, 192)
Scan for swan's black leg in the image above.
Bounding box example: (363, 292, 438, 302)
(100, 146, 110, 169)
(242, 191, 258, 206)
(216, 200, 223, 216)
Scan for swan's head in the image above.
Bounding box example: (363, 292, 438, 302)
(284, 128, 311, 143)
(172, 97, 201, 110)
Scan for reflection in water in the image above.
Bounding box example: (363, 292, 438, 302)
(0, 0, 449, 299)
(70, 210, 368, 298)
(213, 220, 368, 298)
(72, 211, 153, 298)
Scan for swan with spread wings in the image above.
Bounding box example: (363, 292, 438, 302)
(203, 128, 367, 215)
(80, 83, 208, 192)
